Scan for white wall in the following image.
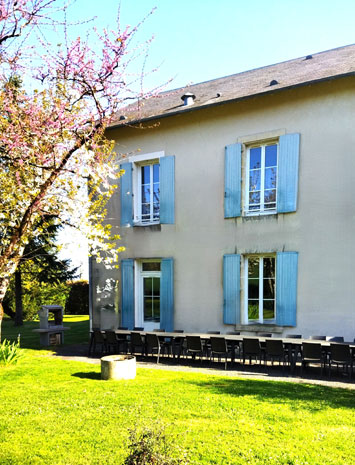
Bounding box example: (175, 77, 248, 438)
(92, 77, 355, 341)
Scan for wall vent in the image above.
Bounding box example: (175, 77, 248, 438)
(181, 92, 196, 106)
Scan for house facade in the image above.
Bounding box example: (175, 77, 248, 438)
(90, 45, 355, 341)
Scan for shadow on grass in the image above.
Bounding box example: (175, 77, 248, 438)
(72, 371, 101, 380)
(182, 375, 355, 410)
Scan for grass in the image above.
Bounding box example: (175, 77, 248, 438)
(1, 314, 90, 349)
(0, 347, 355, 465)
(1, 318, 355, 464)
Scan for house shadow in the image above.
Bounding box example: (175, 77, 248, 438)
(182, 375, 355, 411)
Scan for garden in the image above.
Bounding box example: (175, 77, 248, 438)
(1, 317, 355, 465)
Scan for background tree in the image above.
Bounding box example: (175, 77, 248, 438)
(3, 215, 77, 325)
(0, 1, 160, 340)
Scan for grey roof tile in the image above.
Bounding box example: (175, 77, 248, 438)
(110, 44, 355, 127)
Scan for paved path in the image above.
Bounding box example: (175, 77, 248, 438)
(51, 343, 355, 390)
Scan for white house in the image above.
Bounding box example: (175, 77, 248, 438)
(90, 44, 355, 341)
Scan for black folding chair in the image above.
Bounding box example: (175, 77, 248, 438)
(210, 337, 231, 370)
(145, 333, 163, 364)
(91, 330, 107, 355)
(186, 336, 205, 362)
(328, 344, 353, 379)
(242, 338, 262, 365)
(301, 342, 325, 377)
(130, 332, 145, 357)
(264, 339, 289, 371)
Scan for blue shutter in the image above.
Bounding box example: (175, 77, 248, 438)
(276, 252, 298, 326)
(224, 143, 242, 218)
(160, 258, 174, 331)
(160, 156, 175, 224)
(277, 134, 300, 213)
(120, 162, 133, 226)
(223, 254, 241, 324)
(121, 259, 134, 329)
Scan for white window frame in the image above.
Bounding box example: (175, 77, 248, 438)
(244, 142, 278, 216)
(134, 260, 161, 331)
(243, 254, 276, 324)
(130, 151, 164, 226)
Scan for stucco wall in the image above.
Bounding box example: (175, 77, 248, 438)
(91, 77, 355, 340)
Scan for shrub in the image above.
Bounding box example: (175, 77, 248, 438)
(124, 425, 189, 465)
(65, 280, 89, 315)
(0, 337, 24, 366)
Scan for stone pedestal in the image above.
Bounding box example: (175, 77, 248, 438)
(101, 355, 136, 380)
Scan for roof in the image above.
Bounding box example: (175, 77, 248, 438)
(109, 44, 355, 128)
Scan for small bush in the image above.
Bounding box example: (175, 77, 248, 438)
(0, 337, 24, 366)
(65, 280, 89, 315)
(124, 425, 189, 465)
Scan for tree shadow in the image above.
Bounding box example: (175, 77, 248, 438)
(182, 376, 355, 411)
(72, 371, 101, 380)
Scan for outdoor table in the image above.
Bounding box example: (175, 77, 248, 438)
(110, 330, 355, 370)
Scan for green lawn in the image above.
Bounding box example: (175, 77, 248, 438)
(1, 315, 90, 349)
(0, 346, 354, 465)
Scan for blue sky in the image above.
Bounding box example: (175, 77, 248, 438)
(59, 0, 355, 276)
(67, 0, 355, 91)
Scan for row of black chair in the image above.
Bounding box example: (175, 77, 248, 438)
(89, 330, 353, 378)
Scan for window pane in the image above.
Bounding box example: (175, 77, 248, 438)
(265, 144, 277, 167)
(263, 258, 275, 278)
(152, 277, 160, 296)
(263, 278, 275, 299)
(153, 203, 160, 219)
(142, 186, 150, 204)
(263, 300, 275, 320)
(249, 147, 261, 169)
(264, 190, 276, 211)
(152, 299, 160, 321)
(142, 262, 161, 272)
(144, 297, 153, 321)
(248, 258, 259, 278)
(248, 279, 259, 299)
(153, 184, 160, 201)
(248, 301, 259, 320)
(153, 163, 159, 183)
(264, 167, 277, 190)
(144, 277, 153, 295)
(141, 204, 150, 218)
(249, 191, 260, 207)
(141, 165, 150, 184)
(249, 170, 261, 191)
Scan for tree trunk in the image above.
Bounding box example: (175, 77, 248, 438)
(0, 263, 19, 342)
(14, 267, 23, 326)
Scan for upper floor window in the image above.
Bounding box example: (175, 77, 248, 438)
(224, 133, 299, 219)
(245, 143, 277, 215)
(120, 152, 175, 227)
(139, 162, 160, 224)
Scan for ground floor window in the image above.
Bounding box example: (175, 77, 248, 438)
(135, 260, 161, 330)
(244, 255, 276, 323)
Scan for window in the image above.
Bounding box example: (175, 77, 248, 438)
(138, 162, 160, 224)
(121, 258, 174, 331)
(223, 252, 298, 327)
(120, 152, 175, 226)
(136, 261, 161, 330)
(245, 143, 277, 214)
(224, 133, 300, 218)
(244, 255, 276, 323)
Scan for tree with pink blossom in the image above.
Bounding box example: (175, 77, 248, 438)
(0, 0, 158, 339)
